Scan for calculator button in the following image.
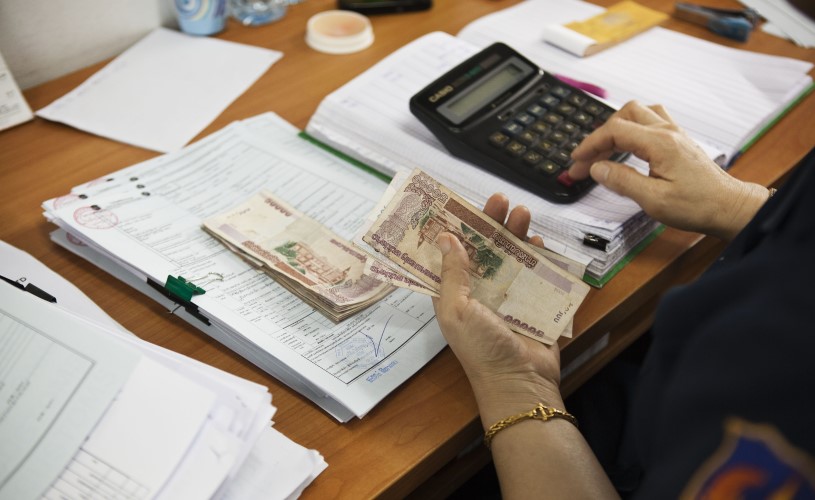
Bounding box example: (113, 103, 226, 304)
(584, 102, 603, 116)
(572, 111, 593, 127)
(600, 110, 613, 121)
(530, 121, 552, 135)
(527, 104, 547, 117)
(567, 94, 588, 107)
(523, 151, 544, 165)
(489, 131, 510, 147)
(542, 112, 563, 125)
(576, 131, 590, 142)
(517, 130, 539, 145)
(558, 121, 579, 135)
(540, 94, 560, 107)
(501, 122, 524, 136)
(506, 141, 527, 157)
(533, 140, 556, 154)
(555, 103, 576, 116)
(562, 141, 580, 153)
(536, 160, 560, 175)
(514, 113, 536, 126)
(557, 170, 575, 187)
(548, 130, 568, 145)
(550, 150, 572, 166)
(551, 86, 571, 98)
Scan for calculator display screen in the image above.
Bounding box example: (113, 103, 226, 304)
(438, 59, 531, 125)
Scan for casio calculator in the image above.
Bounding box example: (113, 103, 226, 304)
(410, 42, 627, 204)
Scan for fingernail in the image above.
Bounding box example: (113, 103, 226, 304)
(438, 234, 451, 255)
(591, 162, 609, 182)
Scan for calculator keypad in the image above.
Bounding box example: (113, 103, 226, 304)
(483, 80, 620, 200)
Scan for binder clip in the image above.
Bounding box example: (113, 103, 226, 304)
(673, 2, 760, 42)
(147, 274, 211, 325)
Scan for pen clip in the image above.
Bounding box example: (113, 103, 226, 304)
(1, 274, 58, 303)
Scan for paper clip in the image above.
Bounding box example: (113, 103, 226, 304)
(146, 275, 211, 325)
(674, 2, 760, 42)
(165, 275, 206, 301)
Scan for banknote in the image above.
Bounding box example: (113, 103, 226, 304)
(361, 170, 590, 344)
(203, 190, 394, 322)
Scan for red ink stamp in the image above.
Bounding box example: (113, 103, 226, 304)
(73, 206, 118, 230)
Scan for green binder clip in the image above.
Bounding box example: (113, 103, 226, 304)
(165, 275, 206, 302)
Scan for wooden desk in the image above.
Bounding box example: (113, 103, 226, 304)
(1, 0, 813, 497)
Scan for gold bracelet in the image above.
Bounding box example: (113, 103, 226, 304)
(484, 403, 578, 448)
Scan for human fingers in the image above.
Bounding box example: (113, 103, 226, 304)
(590, 160, 658, 205)
(614, 100, 669, 126)
(570, 117, 662, 177)
(569, 102, 670, 180)
(483, 193, 509, 225)
(528, 235, 545, 249)
(504, 205, 532, 241)
(435, 233, 474, 332)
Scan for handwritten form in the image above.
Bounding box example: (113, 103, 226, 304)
(0, 242, 326, 499)
(43, 113, 445, 421)
(36, 28, 282, 153)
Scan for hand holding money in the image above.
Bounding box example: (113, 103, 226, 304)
(360, 170, 590, 345)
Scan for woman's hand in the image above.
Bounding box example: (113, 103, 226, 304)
(432, 194, 565, 428)
(569, 101, 769, 240)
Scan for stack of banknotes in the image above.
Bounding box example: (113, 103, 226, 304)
(205, 171, 589, 344)
(355, 170, 590, 345)
(202, 190, 395, 322)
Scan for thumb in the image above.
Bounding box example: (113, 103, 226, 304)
(437, 233, 472, 309)
(591, 161, 651, 201)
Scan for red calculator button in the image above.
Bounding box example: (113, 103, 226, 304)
(557, 171, 575, 187)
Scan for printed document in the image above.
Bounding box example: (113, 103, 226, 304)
(43, 113, 446, 421)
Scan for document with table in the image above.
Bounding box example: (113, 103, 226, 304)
(36, 0, 813, 425)
(0, 242, 326, 500)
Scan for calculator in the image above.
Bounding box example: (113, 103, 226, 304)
(409, 42, 627, 204)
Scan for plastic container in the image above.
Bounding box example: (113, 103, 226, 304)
(230, 0, 289, 26)
(306, 10, 374, 54)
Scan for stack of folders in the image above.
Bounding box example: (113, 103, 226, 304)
(305, 0, 814, 286)
(0, 241, 326, 500)
(41, 113, 446, 423)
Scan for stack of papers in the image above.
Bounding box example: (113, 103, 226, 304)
(305, 0, 813, 285)
(0, 241, 326, 500)
(41, 113, 446, 422)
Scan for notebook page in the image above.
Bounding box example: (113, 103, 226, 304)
(458, 0, 813, 159)
(306, 31, 646, 243)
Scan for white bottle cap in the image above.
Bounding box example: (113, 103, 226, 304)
(306, 10, 374, 54)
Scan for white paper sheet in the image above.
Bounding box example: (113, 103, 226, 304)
(0, 51, 33, 131)
(36, 28, 282, 153)
(0, 284, 140, 500)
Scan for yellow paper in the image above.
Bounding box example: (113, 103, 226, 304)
(565, 1, 667, 54)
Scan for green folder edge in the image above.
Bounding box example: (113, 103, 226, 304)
(298, 131, 664, 288)
(300, 75, 812, 288)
